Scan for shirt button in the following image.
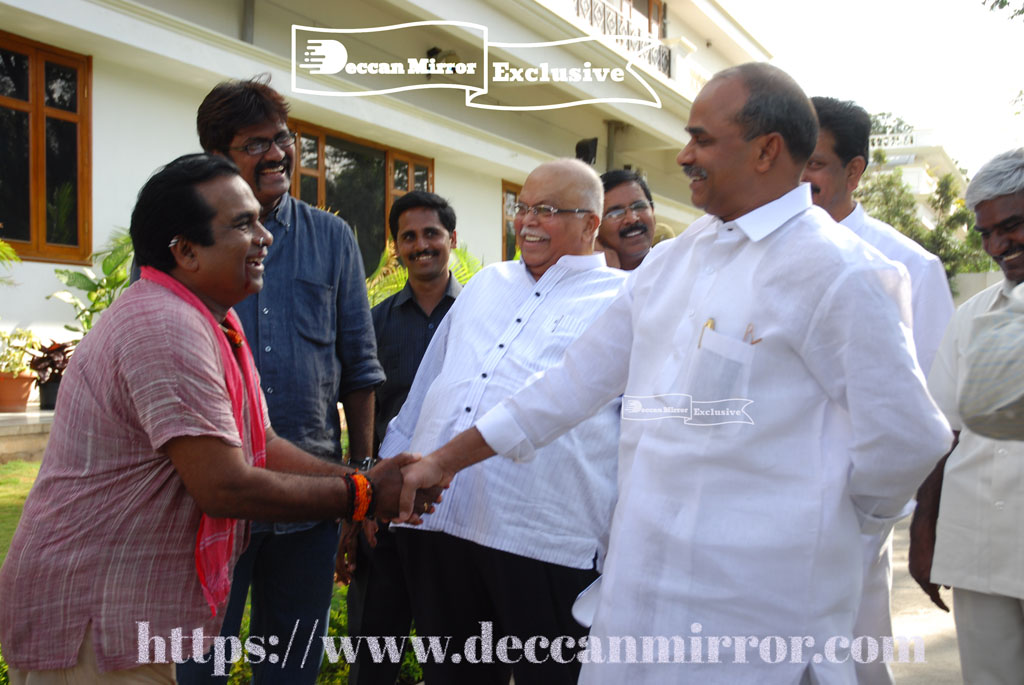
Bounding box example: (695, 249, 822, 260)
(465, 407, 471, 413)
(482, 373, 488, 379)
(264, 346, 272, 352)
(995, 500, 1006, 509)
(428, 323, 435, 330)
(266, 387, 274, 394)
(705, 266, 715, 274)
(262, 307, 270, 314)
(516, 318, 522, 323)
(534, 292, 541, 297)
(687, 310, 695, 318)
(498, 344, 505, 349)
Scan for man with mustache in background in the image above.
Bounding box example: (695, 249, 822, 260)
(802, 95, 954, 685)
(598, 169, 655, 270)
(178, 76, 384, 684)
(345, 190, 461, 685)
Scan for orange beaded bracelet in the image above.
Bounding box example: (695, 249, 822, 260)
(350, 473, 373, 521)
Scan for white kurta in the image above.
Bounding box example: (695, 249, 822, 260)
(840, 202, 954, 685)
(841, 202, 954, 375)
(382, 254, 626, 569)
(478, 184, 952, 683)
(928, 280, 1024, 599)
(959, 282, 1024, 440)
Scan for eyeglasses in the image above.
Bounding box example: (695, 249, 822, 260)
(602, 200, 653, 222)
(230, 130, 297, 156)
(513, 202, 593, 219)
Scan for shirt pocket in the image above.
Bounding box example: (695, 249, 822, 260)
(294, 277, 336, 345)
(682, 326, 755, 402)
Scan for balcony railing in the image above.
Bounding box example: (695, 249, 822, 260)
(573, 0, 671, 76)
(870, 133, 916, 149)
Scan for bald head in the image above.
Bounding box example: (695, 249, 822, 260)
(515, 158, 603, 279)
(528, 159, 603, 213)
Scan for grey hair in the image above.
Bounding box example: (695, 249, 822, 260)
(966, 148, 1024, 210)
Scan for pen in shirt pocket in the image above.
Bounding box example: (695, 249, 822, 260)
(697, 318, 715, 348)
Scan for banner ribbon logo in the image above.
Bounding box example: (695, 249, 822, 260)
(292, 21, 662, 111)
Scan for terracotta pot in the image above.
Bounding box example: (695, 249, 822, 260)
(0, 372, 34, 412)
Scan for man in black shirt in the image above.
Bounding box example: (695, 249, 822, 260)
(346, 190, 460, 685)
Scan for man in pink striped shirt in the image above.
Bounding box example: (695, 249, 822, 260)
(0, 154, 427, 683)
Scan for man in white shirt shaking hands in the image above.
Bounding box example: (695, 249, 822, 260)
(397, 63, 952, 684)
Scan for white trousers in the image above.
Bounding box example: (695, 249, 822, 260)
(953, 587, 1024, 685)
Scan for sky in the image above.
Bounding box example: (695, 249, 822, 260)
(719, 0, 1024, 176)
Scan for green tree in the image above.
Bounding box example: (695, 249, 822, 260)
(855, 151, 994, 295)
(985, 0, 1024, 20)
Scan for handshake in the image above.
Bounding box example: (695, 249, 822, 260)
(362, 452, 455, 524)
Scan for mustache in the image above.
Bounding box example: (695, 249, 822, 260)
(520, 227, 550, 240)
(618, 221, 648, 239)
(409, 249, 440, 261)
(682, 165, 707, 180)
(255, 158, 291, 177)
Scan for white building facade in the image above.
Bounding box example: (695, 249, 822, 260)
(0, 0, 769, 338)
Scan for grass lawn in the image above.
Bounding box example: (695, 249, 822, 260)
(0, 460, 39, 567)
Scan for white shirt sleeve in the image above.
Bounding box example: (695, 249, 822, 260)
(801, 263, 952, 530)
(910, 258, 955, 376)
(477, 283, 635, 461)
(959, 284, 1024, 440)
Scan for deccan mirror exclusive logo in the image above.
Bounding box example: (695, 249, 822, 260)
(291, 21, 662, 111)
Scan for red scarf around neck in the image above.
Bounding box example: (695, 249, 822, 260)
(140, 266, 267, 616)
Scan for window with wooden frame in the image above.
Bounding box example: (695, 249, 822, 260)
(0, 31, 91, 264)
(291, 118, 433, 276)
(501, 180, 521, 261)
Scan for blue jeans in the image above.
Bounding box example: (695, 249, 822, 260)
(177, 520, 341, 684)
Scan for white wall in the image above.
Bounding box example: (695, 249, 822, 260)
(952, 271, 1005, 307)
(433, 160, 512, 266)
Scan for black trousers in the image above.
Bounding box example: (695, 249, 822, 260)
(394, 528, 598, 685)
(347, 523, 413, 685)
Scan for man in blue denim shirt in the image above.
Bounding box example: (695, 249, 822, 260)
(178, 76, 384, 684)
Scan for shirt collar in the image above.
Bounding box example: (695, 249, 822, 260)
(394, 272, 462, 307)
(1001, 278, 1020, 300)
(727, 184, 813, 242)
(1011, 282, 1024, 313)
(263, 193, 294, 231)
(840, 202, 867, 229)
(517, 252, 607, 281)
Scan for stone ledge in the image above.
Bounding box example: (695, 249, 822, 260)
(0, 407, 53, 463)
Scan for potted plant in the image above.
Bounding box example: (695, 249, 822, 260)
(0, 325, 39, 412)
(28, 340, 75, 410)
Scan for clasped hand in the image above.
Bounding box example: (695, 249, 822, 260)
(335, 453, 452, 585)
(365, 452, 453, 523)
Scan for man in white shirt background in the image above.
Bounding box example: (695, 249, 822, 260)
(381, 158, 627, 684)
(910, 148, 1024, 684)
(397, 63, 952, 684)
(802, 95, 955, 685)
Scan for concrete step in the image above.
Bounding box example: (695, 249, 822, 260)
(0, 406, 53, 463)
